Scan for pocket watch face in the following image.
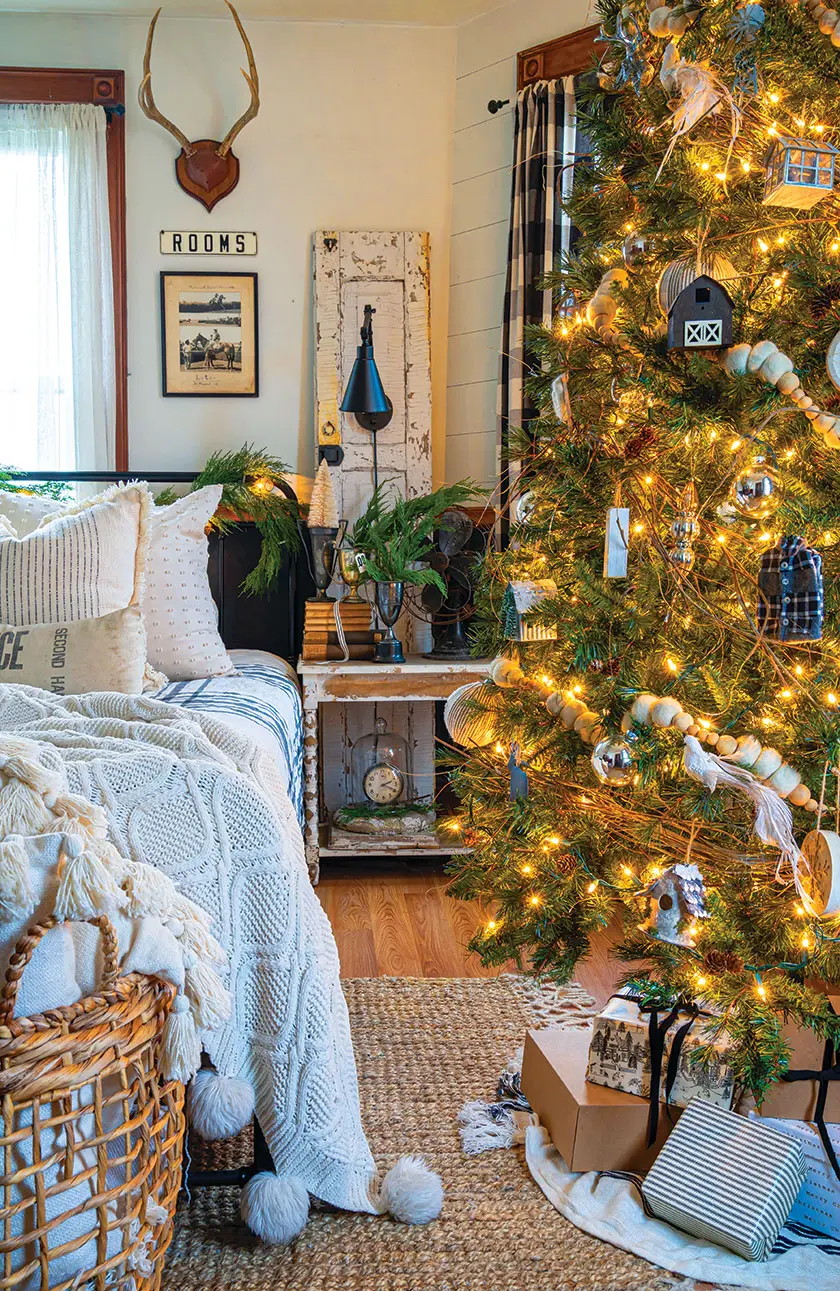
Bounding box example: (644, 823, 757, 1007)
(363, 762, 404, 805)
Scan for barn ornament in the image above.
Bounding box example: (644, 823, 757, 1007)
(638, 863, 709, 946)
(667, 274, 734, 351)
(138, 2, 260, 212)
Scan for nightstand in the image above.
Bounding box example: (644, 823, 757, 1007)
(297, 655, 488, 882)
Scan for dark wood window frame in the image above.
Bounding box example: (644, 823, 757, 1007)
(518, 25, 606, 89)
(0, 67, 128, 471)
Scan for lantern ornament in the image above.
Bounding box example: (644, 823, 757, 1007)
(763, 135, 839, 209)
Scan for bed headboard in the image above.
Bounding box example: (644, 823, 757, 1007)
(14, 471, 312, 667)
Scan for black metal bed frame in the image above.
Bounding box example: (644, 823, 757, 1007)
(15, 469, 310, 1186)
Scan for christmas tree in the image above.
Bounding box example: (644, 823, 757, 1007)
(447, 0, 840, 1098)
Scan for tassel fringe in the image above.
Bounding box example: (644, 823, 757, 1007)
(160, 993, 202, 1082)
(0, 835, 35, 921)
(184, 955, 233, 1030)
(179, 917, 226, 966)
(54, 836, 128, 922)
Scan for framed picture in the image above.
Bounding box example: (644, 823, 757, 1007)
(160, 271, 258, 396)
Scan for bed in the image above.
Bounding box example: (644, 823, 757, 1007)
(0, 472, 426, 1243)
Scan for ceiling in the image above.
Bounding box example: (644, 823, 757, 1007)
(0, 0, 503, 22)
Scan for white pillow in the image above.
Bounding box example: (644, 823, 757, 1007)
(0, 483, 150, 626)
(0, 606, 148, 696)
(142, 485, 234, 681)
(0, 489, 63, 537)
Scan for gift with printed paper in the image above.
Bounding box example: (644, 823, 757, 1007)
(749, 1113, 840, 1240)
(642, 1098, 808, 1262)
(586, 989, 735, 1119)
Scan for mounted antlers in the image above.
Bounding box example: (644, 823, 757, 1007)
(138, 0, 260, 211)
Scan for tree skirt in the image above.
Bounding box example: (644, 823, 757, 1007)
(166, 976, 691, 1290)
(526, 1123, 840, 1291)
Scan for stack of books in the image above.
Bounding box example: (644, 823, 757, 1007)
(302, 599, 377, 661)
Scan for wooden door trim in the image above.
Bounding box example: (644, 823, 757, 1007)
(517, 25, 605, 89)
(0, 67, 127, 470)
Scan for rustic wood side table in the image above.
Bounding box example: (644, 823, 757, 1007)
(297, 656, 488, 882)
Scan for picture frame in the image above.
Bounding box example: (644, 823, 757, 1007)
(160, 271, 259, 396)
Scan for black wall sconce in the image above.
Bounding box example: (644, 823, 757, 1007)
(340, 304, 393, 488)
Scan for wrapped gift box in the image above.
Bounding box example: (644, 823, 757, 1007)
(586, 991, 735, 1111)
(521, 1026, 682, 1174)
(750, 1113, 840, 1240)
(755, 994, 840, 1123)
(642, 1098, 807, 1262)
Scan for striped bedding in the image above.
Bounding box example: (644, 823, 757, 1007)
(154, 649, 303, 825)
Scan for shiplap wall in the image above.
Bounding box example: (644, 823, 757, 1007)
(445, 0, 593, 488)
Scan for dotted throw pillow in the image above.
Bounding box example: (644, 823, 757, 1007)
(142, 486, 234, 681)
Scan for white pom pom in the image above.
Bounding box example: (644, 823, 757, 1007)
(240, 1173, 309, 1245)
(190, 1068, 255, 1140)
(378, 1155, 443, 1225)
(160, 993, 202, 1083)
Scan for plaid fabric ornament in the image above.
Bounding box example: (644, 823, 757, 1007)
(757, 535, 823, 641)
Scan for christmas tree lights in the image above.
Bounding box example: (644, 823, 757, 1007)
(447, 0, 840, 1097)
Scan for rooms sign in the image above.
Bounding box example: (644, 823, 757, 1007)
(160, 230, 257, 255)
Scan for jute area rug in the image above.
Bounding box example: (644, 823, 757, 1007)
(164, 976, 703, 1291)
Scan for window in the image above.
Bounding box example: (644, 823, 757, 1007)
(0, 69, 126, 472)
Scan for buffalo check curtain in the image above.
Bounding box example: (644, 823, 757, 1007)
(498, 77, 576, 524)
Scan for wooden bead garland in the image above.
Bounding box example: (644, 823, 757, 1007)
(586, 268, 630, 347)
(489, 655, 821, 811)
(799, 0, 840, 49)
(718, 340, 840, 446)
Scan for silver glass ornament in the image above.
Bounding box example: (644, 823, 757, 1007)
(622, 232, 651, 269)
(591, 737, 636, 787)
(668, 482, 699, 571)
(732, 456, 783, 519)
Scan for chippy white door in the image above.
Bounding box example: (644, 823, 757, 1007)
(313, 229, 435, 826)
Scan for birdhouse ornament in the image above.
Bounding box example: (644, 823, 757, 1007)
(638, 863, 710, 946)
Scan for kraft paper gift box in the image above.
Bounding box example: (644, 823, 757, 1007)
(521, 1027, 682, 1174)
(642, 1098, 807, 1262)
(586, 990, 735, 1112)
(755, 993, 840, 1123)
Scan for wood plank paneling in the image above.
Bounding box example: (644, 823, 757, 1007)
(450, 220, 510, 287)
(448, 326, 502, 388)
(448, 272, 507, 338)
(452, 166, 511, 237)
(453, 114, 513, 184)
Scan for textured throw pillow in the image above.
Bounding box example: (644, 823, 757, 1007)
(0, 489, 63, 537)
(0, 606, 147, 695)
(0, 483, 150, 626)
(142, 485, 234, 681)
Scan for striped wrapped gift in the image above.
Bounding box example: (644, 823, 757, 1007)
(642, 1098, 808, 1261)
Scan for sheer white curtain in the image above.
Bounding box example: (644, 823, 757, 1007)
(0, 103, 115, 471)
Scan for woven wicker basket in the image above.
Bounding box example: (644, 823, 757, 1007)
(0, 915, 186, 1291)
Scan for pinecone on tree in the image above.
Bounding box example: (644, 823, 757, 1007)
(703, 949, 745, 976)
(624, 426, 657, 459)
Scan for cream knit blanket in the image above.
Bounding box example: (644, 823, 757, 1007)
(0, 685, 379, 1215)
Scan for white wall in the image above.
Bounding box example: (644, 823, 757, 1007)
(446, 0, 591, 486)
(0, 12, 456, 483)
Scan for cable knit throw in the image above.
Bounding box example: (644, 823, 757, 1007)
(0, 686, 394, 1228)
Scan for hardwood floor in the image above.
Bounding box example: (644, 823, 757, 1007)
(316, 861, 623, 1005)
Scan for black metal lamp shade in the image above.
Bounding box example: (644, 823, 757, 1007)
(340, 305, 394, 433)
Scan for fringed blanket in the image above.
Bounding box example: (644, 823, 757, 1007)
(0, 686, 380, 1216)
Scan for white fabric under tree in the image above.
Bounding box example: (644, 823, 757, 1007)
(0, 103, 115, 471)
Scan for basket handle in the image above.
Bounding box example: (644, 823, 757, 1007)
(0, 914, 121, 1027)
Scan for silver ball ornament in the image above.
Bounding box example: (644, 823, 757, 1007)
(622, 232, 651, 269)
(591, 737, 637, 787)
(731, 457, 783, 520)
